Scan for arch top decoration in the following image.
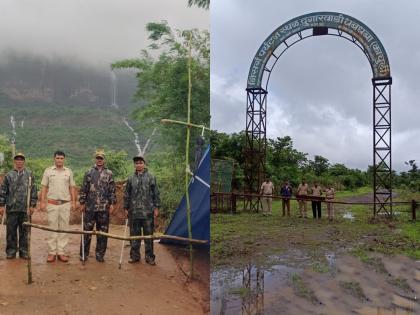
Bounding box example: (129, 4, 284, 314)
(247, 11, 391, 89)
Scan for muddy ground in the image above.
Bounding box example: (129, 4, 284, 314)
(0, 225, 209, 315)
(211, 191, 420, 314)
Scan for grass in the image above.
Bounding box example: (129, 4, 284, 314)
(339, 281, 367, 301)
(290, 273, 320, 304)
(388, 277, 413, 293)
(211, 189, 420, 267)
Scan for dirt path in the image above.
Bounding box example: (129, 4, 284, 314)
(0, 225, 209, 315)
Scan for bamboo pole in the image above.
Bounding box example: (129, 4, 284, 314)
(26, 176, 33, 284)
(22, 222, 208, 244)
(185, 32, 194, 278)
(161, 119, 210, 131)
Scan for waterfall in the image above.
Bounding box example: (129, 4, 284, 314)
(123, 117, 142, 155)
(10, 115, 16, 143)
(122, 118, 156, 157)
(110, 71, 118, 109)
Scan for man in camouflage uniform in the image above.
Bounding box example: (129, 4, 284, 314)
(79, 150, 116, 262)
(0, 153, 37, 259)
(124, 155, 160, 265)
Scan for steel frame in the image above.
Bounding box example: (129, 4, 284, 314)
(244, 88, 267, 212)
(245, 27, 393, 215)
(373, 78, 392, 216)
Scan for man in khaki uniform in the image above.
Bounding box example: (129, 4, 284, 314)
(40, 151, 76, 263)
(297, 179, 308, 218)
(260, 176, 274, 215)
(310, 182, 323, 219)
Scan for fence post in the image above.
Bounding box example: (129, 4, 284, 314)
(231, 193, 237, 213)
(412, 200, 417, 221)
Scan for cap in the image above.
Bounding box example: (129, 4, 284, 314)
(95, 149, 105, 158)
(14, 152, 25, 160)
(133, 155, 145, 163)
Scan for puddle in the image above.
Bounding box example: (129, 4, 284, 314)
(211, 263, 300, 315)
(343, 211, 355, 221)
(356, 306, 415, 315)
(325, 251, 336, 269)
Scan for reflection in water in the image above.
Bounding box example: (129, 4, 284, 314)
(356, 306, 414, 315)
(241, 265, 264, 315)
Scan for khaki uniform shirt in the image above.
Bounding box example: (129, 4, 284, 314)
(260, 181, 274, 195)
(325, 188, 335, 200)
(311, 186, 322, 197)
(297, 183, 308, 196)
(41, 166, 75, 201)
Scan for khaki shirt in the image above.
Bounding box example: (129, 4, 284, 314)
(297, 183, 308, 196)
(325, 188, 335, 200)
(41, 166, 75, 201)
(311, 186, 323, 197)
(260, 181, 274, 195)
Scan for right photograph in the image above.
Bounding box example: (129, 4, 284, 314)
(210, 1, 420, 314)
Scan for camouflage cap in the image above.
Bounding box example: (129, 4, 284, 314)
(14, 152, 25, 160)
(133, 155, 145, 163)
(95, 149, 105, 158)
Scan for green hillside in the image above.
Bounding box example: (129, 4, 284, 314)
(0, 99, 140, 169)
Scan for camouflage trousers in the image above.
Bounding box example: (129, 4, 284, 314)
(80, 210, 109, 259)
(6, 212, 28, 257)
(129, 217, 154, 261)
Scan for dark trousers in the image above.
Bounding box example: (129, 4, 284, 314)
(282, 198, 291, 216)
(80, 210, 109, 259)
(312, 201, 322, 218)
(130, 217, 154, 260)
(6, 212, 28, 256)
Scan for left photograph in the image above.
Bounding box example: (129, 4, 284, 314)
(0, 1, 210, 314)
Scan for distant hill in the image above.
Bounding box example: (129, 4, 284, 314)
(0, 52, 152, 168)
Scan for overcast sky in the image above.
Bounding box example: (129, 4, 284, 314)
(211, 0, 420, 172)
(0, 0, 209, 67)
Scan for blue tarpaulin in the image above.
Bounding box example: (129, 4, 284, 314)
(161, 145, 210, 246)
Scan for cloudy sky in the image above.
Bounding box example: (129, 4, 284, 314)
(0, 0, 209, 67)
(211, 0, 420, 171)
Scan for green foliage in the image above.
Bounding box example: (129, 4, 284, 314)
(147, 152, 185, 221)
(103, 149, 131, 181)
(210, 130, 370, 191)
(187, 0, 210, 10)
(396, 160, 420, 192)
(112, 21, 210, 220)
(25, 158, 52, 188)
(0, 134, 13, 174)
(0, 102, 137, 169)
(112, 21, 210, 159)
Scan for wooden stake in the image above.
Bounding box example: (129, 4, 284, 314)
(118, 219, 128, 269)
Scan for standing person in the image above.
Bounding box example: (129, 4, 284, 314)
(260, 176, 274, 215)
(0, 153, 37, 259)
(280, 180, 292, 217)
(325, 184, 335, 221)
(311, 182, 323, 219)
(123, 156, 160, 265)
(296, 179, 309, 218)
(40, 151, 76, 263)
(79, 150, 116, 262)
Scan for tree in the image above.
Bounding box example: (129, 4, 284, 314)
(0, 134, 13, 174)
(112, 21, 210, 158)
(310, 155, 330, 176)
(188, 0, 210, 10)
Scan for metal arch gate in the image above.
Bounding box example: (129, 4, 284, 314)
(244, 12, 392, 216)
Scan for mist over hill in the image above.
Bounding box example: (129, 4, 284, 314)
(0, 51, 137, 108)
(0, 51, 148, 167)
